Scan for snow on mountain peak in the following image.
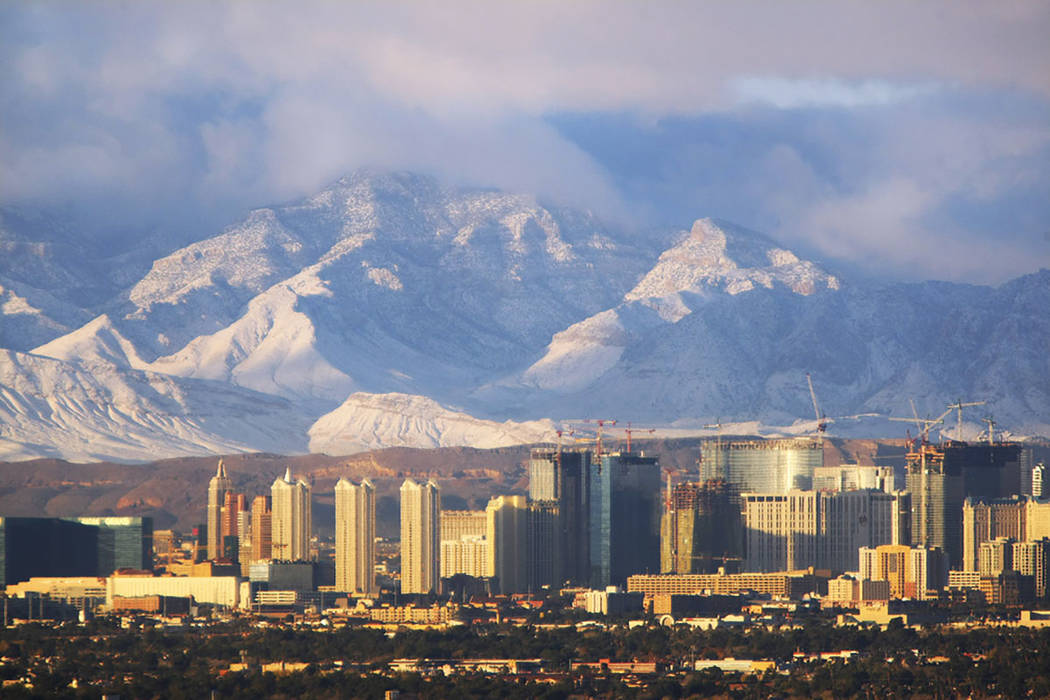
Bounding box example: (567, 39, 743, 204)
(31, 314, 148, 370)
(308, 391, 556, 455)
(625, 218, 839, 301)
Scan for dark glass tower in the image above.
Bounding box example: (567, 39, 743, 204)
(0, 516, 153, 587)
(589, 452, 661, 588)
(528, 448, 591, 586)
(907, 441, 1024, 568)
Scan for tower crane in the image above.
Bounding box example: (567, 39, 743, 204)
(981, 416, 998, 446)
(946, 399, 986, 441)
(888, 403, 951, 550)
(562, 418, 617, 465)
(621, 422, 655, 453)
(806, 373, 828, 441)
(889, 406, 952, 446)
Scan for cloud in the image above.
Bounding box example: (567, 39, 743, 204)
(0, 1, 1048, 281)
(732, 78, 936, 109)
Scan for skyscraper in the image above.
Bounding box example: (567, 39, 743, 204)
(486, 495, 528, 594)
(589, 452, 661, 588)
(400, 478, 440, 594)
(271, 468, 312, 562)
(743, 489, 896, 572)
(335, 478, 376, 595)
(221, 491, 247, 562)
(907, 441, 1024, 567)
(859, 544, 947, 600)
(206, 459, 232, 560)
(0, 517, 153, 587)
(701, 438, 822, 494)
(660, 479, 742, 574)
(529, 448, 591, 586)
(250, 495, 272, 563)
(439, 510, 489, 580)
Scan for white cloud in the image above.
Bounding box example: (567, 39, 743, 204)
(0, 1, 1047, 281)
(732, 77, 936, 109)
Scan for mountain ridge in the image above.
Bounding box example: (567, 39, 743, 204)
(2, 170, 1047, 461)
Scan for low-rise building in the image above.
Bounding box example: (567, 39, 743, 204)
(368, 604, 455, 625)
(627, 571, 821, 600)
(574, 587, 644, 615)
(106, 573, 243, 609)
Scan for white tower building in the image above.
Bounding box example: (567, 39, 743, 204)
(400, 478, 440, 594)
(335, 478, 376, 595)
(271, 468, 312, 562)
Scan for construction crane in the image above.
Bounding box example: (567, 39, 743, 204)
(621, 422, 655, 453)
(888, 403, 951, 551)
(946, 399, 986, 441)
(562, 418, 617, 463)
(981, 416, 998, 446)
(889, 406, 952, 445)
(806, 373, 828, 440)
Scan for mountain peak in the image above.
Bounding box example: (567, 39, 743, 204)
(625, 218, 839, 301)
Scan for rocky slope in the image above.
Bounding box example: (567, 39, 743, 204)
(1, 170, 1047, 462)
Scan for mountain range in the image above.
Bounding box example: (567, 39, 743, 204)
(1, 170, 1047, 462)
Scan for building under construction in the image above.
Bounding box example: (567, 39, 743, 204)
(660, 479, 743, 575)
(700, 437, 823, 494)
(906, 440, 1027, 568)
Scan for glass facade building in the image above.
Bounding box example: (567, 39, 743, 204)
(589, 452, 661, 588)
(0, 516, 152, 587)
(528, 449, 591, 585)
(700, 438, 822, 494)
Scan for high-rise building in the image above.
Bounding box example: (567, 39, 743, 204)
(0, 517, 152, 587)
(527, 500, 560, 591)
(660, 479, 743, 574)
(486, 495, 528, 594)
(440, 511, 487, 542)
(962, 497, 1026, 571)
(978, 537, 1014, 577)
(529, 448, 591, 585)
(250, 495, 272, 563)
(813, 465, 895, 492)
(335, 478, 376, 595)
(1034, 463, 1045, 498)
(220, 491, 247, 562)
(1012, 539, 1050, 598)
(743, 489, 896, 572)
(589, 452, 661, 588)
(206, 459, 232, 560)
(440, 536, 488, 579)
(701, 438, 822, 494)
(859, 544, 946, 600)
(439, 510, 489, 580)
(400, 479, 440, 594)
(1027, 499, 1050, 540)
(907, 441, 1025, 567)
(271, 468, 312, 562)
(890, 491, 912, 546)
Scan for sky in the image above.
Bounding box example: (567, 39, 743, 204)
(1, 1, 1049, 284)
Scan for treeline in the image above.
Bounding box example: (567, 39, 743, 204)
(3, 620, 1050, 698)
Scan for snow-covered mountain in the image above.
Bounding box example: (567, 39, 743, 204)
(0, 349, 310, 463)
(2, 170, 1048, 461)
(308, 392, 555, 455)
